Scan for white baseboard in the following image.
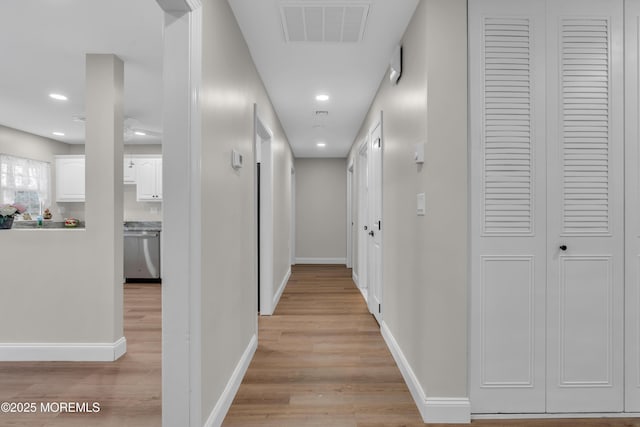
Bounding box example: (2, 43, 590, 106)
(359, 286, 368, 303)
(426, 398, 471, 423)
(295, 257, 346, 265)
(352, 271, 359, 287)
(473, 412, 640, 420)
(0, 337, 127, 362)
(272, 267, 291, 312)
(204, 334, 257, 427)
(380, 322, 470, 424)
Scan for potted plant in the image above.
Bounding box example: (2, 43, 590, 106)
(0, 203, 26, 229)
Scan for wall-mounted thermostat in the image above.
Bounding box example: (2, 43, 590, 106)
(232, 149, 243, 170)
(414, 143, 425, 164)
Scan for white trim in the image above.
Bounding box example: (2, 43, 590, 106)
(161, 7, 203, 427)
(0, 337, 127, 362)
(295, 257, 346, 265)
(381, 322, 428, 421)
(352, 271, 359, 287)
(257, 112, 275, 316)
(381, 322, 471, 424)
(359, 286, 368, 303)
(291, 165, 296, 266)
(346, 164, 353, 268)
(114, 337, 127, 360)
(272, 267, 291, 314)
(204, 334, 258, 427)
(473, 413, 640, 420)
(425, 398, 471, 424)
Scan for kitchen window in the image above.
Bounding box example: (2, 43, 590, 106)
(0, 154, 50, 216)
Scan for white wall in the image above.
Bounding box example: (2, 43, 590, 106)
(0, 54, 125, 362)
(269, 130, 294, 308)
(295, 158, 347, 264)
(0, 125, 71, 163)
(349, 0, 468, 420)
(198, 0, 293, 422)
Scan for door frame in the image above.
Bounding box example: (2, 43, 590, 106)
(367, 112, 383, 324)
(255, 107, 275, 315)
(346, 161, 354, 269)
(290, 165, 296, 266)
(357, 138, 369, 298)
(625, 0, 640, 412)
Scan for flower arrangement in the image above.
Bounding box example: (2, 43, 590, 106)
(0, 203, 26, 218)
(0, 203, 26, 229)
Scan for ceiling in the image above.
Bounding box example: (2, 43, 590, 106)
(228, 0, 419, 157)
(0, 0, 418, 156)
(0, 0, 164, 145)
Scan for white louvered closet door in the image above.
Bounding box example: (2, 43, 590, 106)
(545, 0, 624, 412)
(469, 0, 547, 413)
(470, 0, 625, 414)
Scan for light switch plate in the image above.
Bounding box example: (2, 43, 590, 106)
(417, 193, 426, 216)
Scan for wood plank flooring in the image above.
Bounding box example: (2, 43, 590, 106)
(224, 264, 640, 427)
(223, 264, 424, 426)
(0, 283, 161, 427)
(0, 268, 638, 426)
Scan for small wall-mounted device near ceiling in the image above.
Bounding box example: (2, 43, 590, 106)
(280, 2, 371, 43)
(389, 45, 402, 85)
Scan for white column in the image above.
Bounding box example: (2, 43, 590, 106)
(85, 53, 125, 348)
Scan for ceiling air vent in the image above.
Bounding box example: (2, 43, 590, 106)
(280, 2, 370, 43)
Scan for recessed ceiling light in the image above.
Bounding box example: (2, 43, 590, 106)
(49, 93, 68, 101)
(134, 131, 147, 136)
(52, 132, 65, 136)
(317, 142, 326, 148)
(315, 94, 329, 102)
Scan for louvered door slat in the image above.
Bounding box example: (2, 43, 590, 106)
(483, 18, 533, 234)
(561, 18, 610, 234)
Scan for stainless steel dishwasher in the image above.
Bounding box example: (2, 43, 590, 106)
(124, 230, 161, 281)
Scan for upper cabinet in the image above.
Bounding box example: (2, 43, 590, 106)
(135, 157, 162, 201)
(55, 155, 85, 202)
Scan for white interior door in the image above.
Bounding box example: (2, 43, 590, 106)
(470, 0, 547, 412)
(625, 0, 640, 412)
(545, 0, 624, 412)
(470, 0, 625, 414)
(358, 140, 369, 299)
(368, 114, 383, 324)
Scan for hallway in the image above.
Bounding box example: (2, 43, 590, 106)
(223, 264, 423, 426)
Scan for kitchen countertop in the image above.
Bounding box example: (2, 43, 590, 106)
(124, 221, 162, 232)
(10, 220, 162, 231)
(13, 220, 85, 229)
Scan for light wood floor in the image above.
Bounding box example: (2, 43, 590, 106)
(224, 264, 640, 427)
(0, 283, 161, 427)
(1, 269, 639, 427)
(223, 264, 424, 426)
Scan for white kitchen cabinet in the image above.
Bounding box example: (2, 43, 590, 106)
(55, 155, 85, 202)
(123, 157, 137, 184)
(135, 157, 162, 201)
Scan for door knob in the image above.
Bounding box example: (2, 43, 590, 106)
(559, 245, 567, 251)
(369, 230, 374, 237)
